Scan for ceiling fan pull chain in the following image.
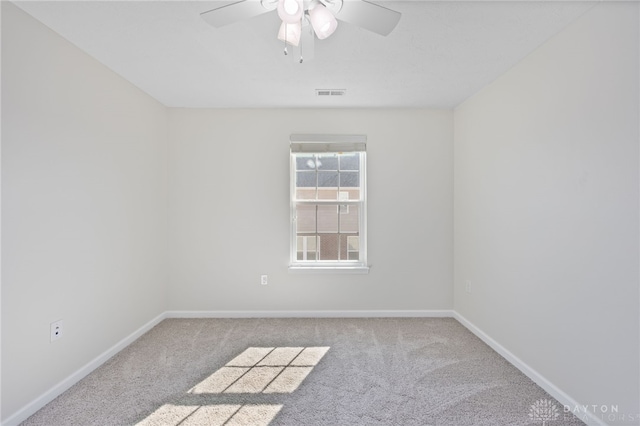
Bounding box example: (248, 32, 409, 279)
(299, 30, 304, 63)
(284, 22, 288, 55)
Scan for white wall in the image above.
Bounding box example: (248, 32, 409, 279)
(167, 108, 453, 312)
(454, 2, 639, 424)
(7, 0, 638, 423)
(1, 3, 168, 421)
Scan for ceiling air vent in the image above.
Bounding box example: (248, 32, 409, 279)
(316, 89, 346, 97)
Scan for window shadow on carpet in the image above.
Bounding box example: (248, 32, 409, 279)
(137, 346, 330, 426)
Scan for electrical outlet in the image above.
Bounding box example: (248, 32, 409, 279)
(261, 275, 268, 285)
(465, 280, 472, 294)
(50, 320, 64, 342)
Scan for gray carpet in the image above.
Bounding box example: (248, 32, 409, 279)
(21, 318, 586, 425)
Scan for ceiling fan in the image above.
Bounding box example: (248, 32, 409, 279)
(201, 0, 401, 62)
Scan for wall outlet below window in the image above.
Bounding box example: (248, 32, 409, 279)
(261, 275, 268, 285)
(50, 320, 64, 342)
(465, 280, 472, 294)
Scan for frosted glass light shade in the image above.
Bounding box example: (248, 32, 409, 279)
(309, 4, 338, 40)
(278, 21, 302, 46)
(277, 0, 303, 24)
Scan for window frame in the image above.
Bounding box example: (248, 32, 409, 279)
(289, 134, 369, 273)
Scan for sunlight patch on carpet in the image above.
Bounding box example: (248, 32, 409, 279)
(226, 347, 274, 367)
(137, 404, 202, 426)
(137, 347, 329, 425)
(225, 366, 285, 393)
(263, 366, 314, 393)
(225, 404, 283, 426)
(137, 403, 282, 426)
(190, 367, 249, 393)
(190, 346, 330, 395)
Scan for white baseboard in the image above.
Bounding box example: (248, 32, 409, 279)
(166, 309, 455, 318)
(452, 312, 608, 426)
(2, 312, 167, 426)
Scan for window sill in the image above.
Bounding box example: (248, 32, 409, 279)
(288, 265, 370, 274)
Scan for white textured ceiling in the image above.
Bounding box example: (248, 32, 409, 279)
(13, 1, 595, 108)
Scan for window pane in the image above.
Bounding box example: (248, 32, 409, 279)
(340, 172, 359, 187)
(347, 236, 359, 251)
(340, 154, 359, 171)
(317, 205, 338, 233)
(318, 171, 338, 188)
(296, 171, 316, 187)
(340, 204, 358, 233)
(296, 188, 316, 200)
(297, 155, 317, 170)
(317, 154, 338, 170)
(329, 234, 359, 261)
(297, 236, 318, 261)
(319, 234, 339, 261)
(297, 236, 305, 261)
(347, 236, 359, 261)
(342, 188, 360, 200)
(308, 236, 317, 251)
(318, 188, 338, 200)
(296, 205, 316, 234)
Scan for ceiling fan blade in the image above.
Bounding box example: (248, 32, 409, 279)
(201, 0, 270, 28)
(336, 0, 401, 36)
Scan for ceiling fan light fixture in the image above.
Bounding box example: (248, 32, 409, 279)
(201, 0, 400, 64)
(277, 0, 303, 24)
(277, 20, 302, 46)
(309, 3, 338, 40)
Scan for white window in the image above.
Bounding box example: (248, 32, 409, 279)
(289, 134, 368, 272)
